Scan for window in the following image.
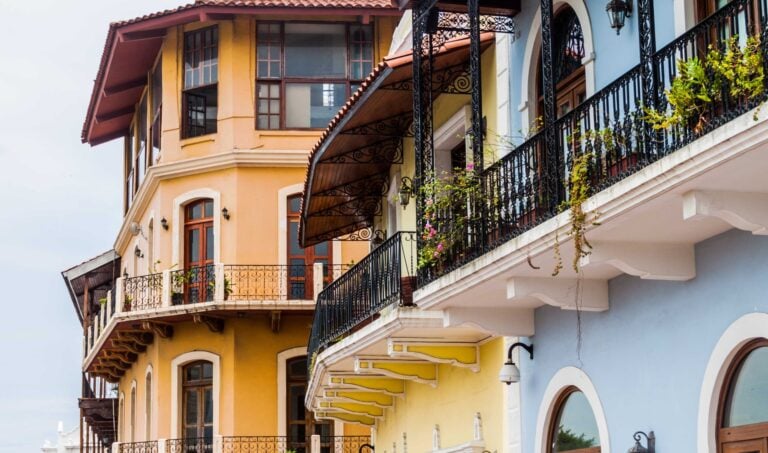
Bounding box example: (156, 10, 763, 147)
(286, 356, 333, 453)
(183, 199, 214, 304)
(256, 23, 374, 129)
(548, 387, 601, 453)
(124, 129, 135, 213)
(183, 27, 218, 138)
(696, 0, 730, 23)
(150, 59, 162, 164)
(130, 386, 136, 442)
(718, 339, 768, 452)
(146, 372, 152, 441)
(182, 361, 214, 451)
(287, 195, 332, 299)
(137, 94, 148, 189)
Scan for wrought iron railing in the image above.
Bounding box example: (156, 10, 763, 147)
(166, 437, 214, 453)
(224, 264, 348, 301)
(420, 0, 768, 284)
(123, 273, 163, 311)
(171, 264, 215, 305)
(221, 436, 290, 453)
(321, 436, 373, 453)
(119, 441, 159, 453)
(308, 232, 416, 370)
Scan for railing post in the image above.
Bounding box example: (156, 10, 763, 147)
(87, 324, 93, 353)
(115, 277, 125, 314)
(214, 435, 224, 453)
(112, 442, 120, 453)
(313, 263, 324, 301)
(311, 434, 321, 453)
(637, 0, 658, 160)
(214, 263, 225, 302)
(157, 439, 167, 453)
(161, 270, 172, 308)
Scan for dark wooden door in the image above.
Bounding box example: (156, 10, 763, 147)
(287, 195, 332, 299)
(185, 199, 214, 303)
(287, 357, 333, 453)
(182, 361, 214, 452)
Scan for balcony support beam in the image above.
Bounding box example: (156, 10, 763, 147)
(315, 410, 376, 427)
(328, 374, 406, 396)
(507, 277, 608, 311)
(581, 242, 696, 281)
(683, 190, 768, 235)
(442, 307, 535, 337)
(388, 339, 480, 372)
(354, 357, 438, 386)
(322, 389, 395, 408)
(318, 400, 385, 417)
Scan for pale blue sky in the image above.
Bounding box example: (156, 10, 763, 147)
(0, 1, 180, 450)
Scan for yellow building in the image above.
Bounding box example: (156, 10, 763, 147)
(63, 1, 402, 451)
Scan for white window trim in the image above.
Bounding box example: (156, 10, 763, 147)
(277, 347, 343, 437)
(171, 188, 222, 266)
(170, 350, 221, 438)
(674, 0, 697, 36)
(519, 0, 596, 130)
(534, 366, 610, 453)
(697, 312, 768, 453)
(130, 380, 137, 442)
(119, 392, 125, 443)
(277, 183, 341, 267)
(145, 364, 155, 441)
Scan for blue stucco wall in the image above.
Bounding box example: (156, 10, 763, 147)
(506, 0, 678, 138)
(518, 229, 768, 452)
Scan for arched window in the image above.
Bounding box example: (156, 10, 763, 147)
(286, 356, 333, 453)
(130, 386, 136, 442)
(287, 194, 332, 299)
(145, 372, 152, 441)
(548, 387, 601, 453)
(537, 6, 587, 119)
(183, 199, 214, 304)
(182, 361, 214, 450)
(719, 339, 768, 452)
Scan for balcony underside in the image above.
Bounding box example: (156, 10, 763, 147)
(79, 397, 118, 444)
(415, 105, 768, 330)
(307, 307, 498, 424)
(85, 301, 313, 381)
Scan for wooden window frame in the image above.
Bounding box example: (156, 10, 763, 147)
(546, 386, 601, 453)
(184, 199, 215, 303)
(255, 22, 374, 130)
(286, 356, 333, 450)
(182, 361, 214, 444)
(717, 338, 768, 452)
(287, 194, 333, 299)
(182, 26, 219, 139)
(150, 57, 162, 166)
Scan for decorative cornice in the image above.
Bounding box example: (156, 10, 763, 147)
(115, 149, 309, 251)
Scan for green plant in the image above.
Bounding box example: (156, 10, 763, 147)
(417, 166, 481, 270)
(553, 152, 597, 276)
(98, 297, 108, 306)
(123, 294, 133, 311)
(208, 276, 234, 298)
(645, 35, 765, 132)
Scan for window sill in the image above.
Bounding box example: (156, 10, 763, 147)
(257, 130, 325, 137)
(180, 134, 217, 148)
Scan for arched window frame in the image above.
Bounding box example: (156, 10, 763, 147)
(172, 189, 222, 267)
(170, 350, 221, 439)
(546, 386, 601, 453)
(145, 365, 153, 441)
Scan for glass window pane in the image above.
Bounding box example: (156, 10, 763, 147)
(286, 83, 346, 128)
(552, 390, 600, 452)
(289, 384, 306, 420)
(189, 203, 202, 220)
(284, 24, 346, 77)
(185, 390, 198, 424)
(289, 222, 303, 255)
(204, 388, 213, 423)
(189, 229, 200, 263)
(290, 197, 301, 213)
(186, 364, 201, 381)
(314, 242, 328, 256)
(289, 259, 306, 276)
(204, 200, 213, 217)
(258, 117, 269, 129)
(725, 346, 768, 427)
(206, 227, 214, 261)
(202, 362, 213, 379)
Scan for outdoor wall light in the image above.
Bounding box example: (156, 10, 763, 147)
(627, 431, 655, 453)
(134, 245, 144, 259)
(222, 207, 231, 220)
(372, 229, 386, 246)
(123, 269, 129, 279)
(399, 177, 414, 209)
(499, 342, 534, 385)
(606, 0, 633, 35)
(160, 217, 169, 231)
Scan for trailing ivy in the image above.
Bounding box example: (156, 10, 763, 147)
(553, 152, 595, 276)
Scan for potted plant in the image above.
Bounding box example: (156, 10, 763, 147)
(123, 295, 133, 312)
(171, 271, 188, 305)
(208, 276, 234, 301)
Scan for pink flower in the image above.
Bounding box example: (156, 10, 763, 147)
(433, 251, 440, 258)
(466, 162, 475, 171)
(425, 221, 432, 229)
(436, 242, 444, 252)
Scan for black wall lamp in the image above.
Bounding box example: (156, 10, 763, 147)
(499, 342, 534, 385)
(160, 217, 169, 231)
(134, 245, 144, 259)
(399, 177, 414, 209)
(372, 230, 386, 246)
(222, 207, 231, 220)
(606, 0, 633, 35)
(627, 431, 655, 453)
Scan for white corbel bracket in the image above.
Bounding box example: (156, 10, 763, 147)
(442, 307, 535, 337)
(507, 277, 609, 311)
(581, 242, 696, 281)
(683, 190, 768, 235)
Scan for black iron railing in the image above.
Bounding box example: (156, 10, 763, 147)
(171, 265, 215, 305)
(320, 436, 373, 453)
(221, 436, 289, 453)
(308, 232, 416, 370)
(420, 0, 768, 284)
(166, 437, 213, 453)
(224, 264, 348, 301)
(119, 442, 159, 453)
(123, 273, 163, 311)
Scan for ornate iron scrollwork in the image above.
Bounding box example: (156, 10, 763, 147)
(314, 173, 389, 198)
(319, 138, 404, 165)
(342, 111, 413, 137)
(435, 11, 517, 35)
(312, 197, 383, 217)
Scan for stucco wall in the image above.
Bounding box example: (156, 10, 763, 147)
(519, 229, 768, 452)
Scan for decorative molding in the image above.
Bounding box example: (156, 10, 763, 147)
(581, 241, 696, 281)
(697, 312, 768, 452)
(354, 357, 438, 386)
(314, 410, 376, 427)
(277, 346, 307, 437)
(318, 401, 385, 418)
(327, 374, 406, 396)
(442, 307, 535, 337)
(322, 389, 395, 408)
(387, 339, 480, 372)
(683, 190, 768, 235)
(171, 188, 221, 266)
(535, 367, 610, 453)
(506, 277, 609, 311)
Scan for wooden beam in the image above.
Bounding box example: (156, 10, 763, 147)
(270, 310, 281, 333)
(110, 339, 145, 354)
(119, 28, 166, 41)
(103, 78, 146, 97)
(95, 106, 134, 123)
(142, 321, 174, 339)
(116, 331, 153, 346)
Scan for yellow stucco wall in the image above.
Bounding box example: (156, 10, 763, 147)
(374, 338, 505, 453)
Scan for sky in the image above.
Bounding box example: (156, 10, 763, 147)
(0, 1, 180, 451)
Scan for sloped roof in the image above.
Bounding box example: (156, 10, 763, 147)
(82, 0, 400, 146)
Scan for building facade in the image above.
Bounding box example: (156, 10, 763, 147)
(301, 1, 768, 453)
(63, 1, 402, 451)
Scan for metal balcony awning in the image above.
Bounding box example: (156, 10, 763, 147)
(62, 250, 121, 324)
(300, 33, 494, 247)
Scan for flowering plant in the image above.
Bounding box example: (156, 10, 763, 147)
(417, 164, 481, 270)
